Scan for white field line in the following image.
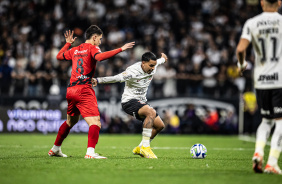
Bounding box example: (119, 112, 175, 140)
(0, 135, 267, 150)
(0, 145, 253, 151)
(238, 135, 270, 146)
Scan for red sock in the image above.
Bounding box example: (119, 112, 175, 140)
(54, 121, 71, 146)
(88, 125, 100, 148)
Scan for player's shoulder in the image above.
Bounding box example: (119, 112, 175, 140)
(92, 45, 101, 52)
(248, 12, 282, 22)
(127, 62, 142, 71)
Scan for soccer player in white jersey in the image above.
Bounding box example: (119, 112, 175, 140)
(236, 0, 282, 174)
(92, 51, 168, 158)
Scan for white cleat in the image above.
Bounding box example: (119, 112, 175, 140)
(84, 153, 107, 159)
(264, 164, 282, 175)
(48, 149, 67, 157)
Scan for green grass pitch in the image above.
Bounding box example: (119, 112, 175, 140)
(0, 134, 281, 184)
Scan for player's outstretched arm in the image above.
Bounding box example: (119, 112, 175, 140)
(56, 30, 77, 60)
(92, 69, 134, 87)
(95, 42, 135, 62)
(91, 75, 124, 87)
(121, 42, 135, 51)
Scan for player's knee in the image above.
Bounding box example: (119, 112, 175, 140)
(147, 109, 156, 119)
(159, 122, 165, 130)
(87, 116, 101, 128)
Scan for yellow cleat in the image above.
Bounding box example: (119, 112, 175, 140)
(132, 146, 144, 157)
(140, 146, 157, 159)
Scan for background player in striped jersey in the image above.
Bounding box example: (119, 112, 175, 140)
(48, 25, 135, 159)
(92, 51, 168, 158)
(237, 0, 282, 174)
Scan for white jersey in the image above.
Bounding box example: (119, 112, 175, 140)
(97, 58, 165, 103)
(241, 12, 282, 89)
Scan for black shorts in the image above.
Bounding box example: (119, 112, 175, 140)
(121, 99, 158, 121)
(256, 88, 282, 119)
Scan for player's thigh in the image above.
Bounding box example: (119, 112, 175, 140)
(66, 114, 80, 127)
(138, 104, 156, 118)
(84, 116, 101, 128)
(153, 116, 165, 130)
(77, 87, 100, 118)
(66, 87, 81, 117)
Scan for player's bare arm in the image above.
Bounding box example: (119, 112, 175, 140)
(121, 42, 135, 51)
(236, 38, 249, 75)
(64, 30, 77, 44)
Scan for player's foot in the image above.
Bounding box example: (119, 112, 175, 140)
(132, 146, 144, 157)
(48, 148, 67, 157)
(264, 164, 282, 175)
(140, 146, 157, 159)
(84, 153, 107, 159)
(252, 152, 263, 173)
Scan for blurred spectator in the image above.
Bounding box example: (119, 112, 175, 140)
(11, 61, 26, 96)
(0, 57, 12, 95)
(188, 63, 203, 96)
(243, 88, 259, 135)
(26, 61, 40, 96)
(163, 63, 177, 97)
(40, 61, 57, 95)
(202, 61, 218, 97)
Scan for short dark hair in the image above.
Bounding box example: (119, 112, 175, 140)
(85, 25, 103, 40)
(266, 0, 278, 3)
(142, 52, 157, 62)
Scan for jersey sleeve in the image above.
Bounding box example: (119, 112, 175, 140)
(97, 67, 135, 84)
(157, 58, 166, 65)
(90, 46, 102, 59)
(56, 43, 72, 60)
(241, 19, 252, 42)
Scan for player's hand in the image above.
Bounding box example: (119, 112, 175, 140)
(64, 30, 77, 44)
(91, 78, 98, 87)
(160, 53, 168, 62)
(237, 61, 248, 76)
(121, 42, 135, 51)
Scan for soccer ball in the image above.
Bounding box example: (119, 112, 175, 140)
(190, 143, 207, 159)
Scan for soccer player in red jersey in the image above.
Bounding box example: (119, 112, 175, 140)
(48, 25, 135, 159)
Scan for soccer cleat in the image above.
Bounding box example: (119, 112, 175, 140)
(264, 164, 282, 175)
(132, 146, 144, 157)
(140, 146, 157, 159)
(252, 152, 263, 173)
(84, 153, 107, 159)
(48, 149, 67, 157)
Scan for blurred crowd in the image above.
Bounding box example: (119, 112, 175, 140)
(0, 0, 263, 99)
(0, 0, 266, 134)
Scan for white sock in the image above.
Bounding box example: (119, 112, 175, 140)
(52, 145, 61, 151)
(267, 120, 282, 166)
(142, 128, 152, 147)
(138, 138, 153, 147)
(138, 141, 142, 147)
(86, 147, 95, 155)
(255, 118, 274, 156)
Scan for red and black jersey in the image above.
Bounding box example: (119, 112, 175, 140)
(57, 42, 122, 87)
(64, 43, 100, 87)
